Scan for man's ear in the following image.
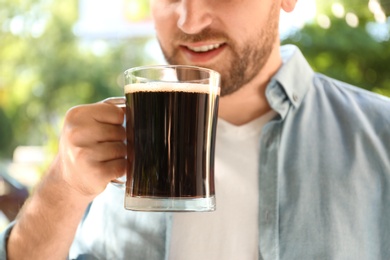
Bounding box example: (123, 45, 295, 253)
(281, 0, 298, 13)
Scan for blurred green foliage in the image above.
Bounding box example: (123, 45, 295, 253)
(283, 0, 390, 96)
(0, 0, 389, 163)
(0, 0, 155, 160)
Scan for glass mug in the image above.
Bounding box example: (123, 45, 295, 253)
(106, 65, 220, 212)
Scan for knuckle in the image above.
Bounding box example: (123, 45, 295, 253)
(75, 146, 90, 161)
(65, 105, 84, 122)
(63, 105, 94, 145)
(66, 126, 80, 144)
(65, 125, 87, 146)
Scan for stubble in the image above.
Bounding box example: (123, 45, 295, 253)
(158, 2, 280, 97)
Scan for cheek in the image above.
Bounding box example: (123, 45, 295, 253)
(151, 6, 177, 44)
(154, 23, 173, 53)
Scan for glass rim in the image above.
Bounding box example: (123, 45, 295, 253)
(124, 64, 220, 78)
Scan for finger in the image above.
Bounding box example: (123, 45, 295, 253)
(94, 103, 125, 125)
(95, 124, 126, 143)
(94, 158, 127, 181)
(70, 158, 127, 195)
(68, 103, 124, 126)
(67, 123, 126, 147)
(86, 141, 127, 162)
(64, 106, 126, 146)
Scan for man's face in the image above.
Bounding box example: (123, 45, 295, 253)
(151, 0, 281, 96)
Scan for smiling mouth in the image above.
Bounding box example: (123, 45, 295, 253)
(179, 42, 226, 64)
(186, 43, 224, 53)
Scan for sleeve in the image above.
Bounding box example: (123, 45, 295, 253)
(0, 221, 16, 259)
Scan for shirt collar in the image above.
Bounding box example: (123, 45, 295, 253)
(266, 45, 314, 118)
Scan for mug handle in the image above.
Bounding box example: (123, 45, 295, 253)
(102, 96, 126, 108)
(102, 97, 126, 187)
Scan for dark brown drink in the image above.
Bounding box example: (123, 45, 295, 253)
(125, 83, 219, 199)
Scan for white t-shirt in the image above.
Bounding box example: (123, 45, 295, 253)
(169, 111, 277, 260)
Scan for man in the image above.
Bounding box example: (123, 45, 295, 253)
(2, 0, 390, 259)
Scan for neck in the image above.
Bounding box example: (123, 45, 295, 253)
(218, 44, 282, 126)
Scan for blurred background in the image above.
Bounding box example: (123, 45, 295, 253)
(0, 0, 389, 229)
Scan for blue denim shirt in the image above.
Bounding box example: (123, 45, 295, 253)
(1, 45, 390, 259)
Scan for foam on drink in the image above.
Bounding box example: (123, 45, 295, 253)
(125, 82, 220, 95)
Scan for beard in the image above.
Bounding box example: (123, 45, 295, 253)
(157, 3, 280, 97)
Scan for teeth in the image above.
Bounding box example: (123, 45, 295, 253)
(187, 43, 221, 52)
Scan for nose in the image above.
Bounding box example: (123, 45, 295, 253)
(176, 0, 213, 34)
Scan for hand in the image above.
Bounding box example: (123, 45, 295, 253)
(58, 102, 127, 198)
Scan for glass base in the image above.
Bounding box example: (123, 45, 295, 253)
(124, 196, 216, 212)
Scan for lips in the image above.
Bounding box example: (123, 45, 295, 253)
(180, 43, 226, 64)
